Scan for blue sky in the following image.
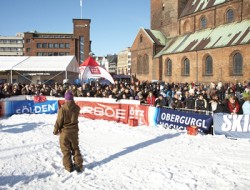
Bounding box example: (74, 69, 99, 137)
(0, 0, 150, 56)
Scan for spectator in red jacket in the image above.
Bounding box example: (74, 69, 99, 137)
(146, 91, 156, 106)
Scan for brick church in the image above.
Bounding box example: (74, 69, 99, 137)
(131, 0, 250, 84)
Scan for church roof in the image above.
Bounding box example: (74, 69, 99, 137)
(180, 0, 227, 17)
(144, 29, 167, 46)
(155, 19, 250, 57)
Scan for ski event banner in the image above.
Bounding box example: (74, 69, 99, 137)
(156, 108, 213, 133)
(1, 96, 250, 139)
(214, 113, 250, 139)
(0, 100, 58, 116)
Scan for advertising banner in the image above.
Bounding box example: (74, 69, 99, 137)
(214, 113, 250, 139)
(156, 108, 213, 132)
(127, 104, 148, 125)
(127, 104, 158, 126)
(4, 100, 58, 116)
(77, 101, 129, 123)
(0, 102, 4, 117)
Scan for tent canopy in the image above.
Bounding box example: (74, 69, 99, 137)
(0, 56, 79, 73)
(0, 56, 29, 71)
(79, 56, 99, 67)
(79, 56, 115, 84)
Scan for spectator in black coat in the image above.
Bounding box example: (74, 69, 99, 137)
(185, 89, 196, 110)
(154, 94, 166, 108)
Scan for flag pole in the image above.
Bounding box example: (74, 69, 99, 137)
(80, 0, 83, 19)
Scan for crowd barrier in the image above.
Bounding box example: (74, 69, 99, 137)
(0, 95, 249, 139)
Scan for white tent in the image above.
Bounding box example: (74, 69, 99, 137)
(0, 56, 79, 83)
(0, 56, 29, 71)
(12, 56, 79, 72)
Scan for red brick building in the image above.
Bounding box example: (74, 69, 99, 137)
(24, 19, 91, 64)
(131, 0, 250, 84)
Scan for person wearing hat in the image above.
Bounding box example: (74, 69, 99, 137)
(242, 92, 250, 114)
(53, 90, 83, 172)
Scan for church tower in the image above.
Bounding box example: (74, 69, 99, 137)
(151, 0, 188, 37)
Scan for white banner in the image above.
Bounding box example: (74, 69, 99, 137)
(214, 113, 250, 139)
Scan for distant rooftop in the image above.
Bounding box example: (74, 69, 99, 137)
(25, 30, 73, 35)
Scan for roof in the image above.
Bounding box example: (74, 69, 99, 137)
(107, 55, 117, 63)
(180, 0, 227, 17)
(80, 56, 99, 67)
(24, 31, 73, 35)
(144, 29, 167, 46)
(155, 19, 250, 57)
(0, 56, 29, 71)
(0, 56, 79, 73)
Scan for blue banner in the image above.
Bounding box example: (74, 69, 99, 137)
(214, 113, 250, 139)
(156, 108, 213, 132)
(9, 100, 58, 115)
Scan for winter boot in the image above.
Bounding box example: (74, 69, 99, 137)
(74, 164, 84, 172)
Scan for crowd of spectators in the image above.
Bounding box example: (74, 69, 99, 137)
(0, 79, 250, 115)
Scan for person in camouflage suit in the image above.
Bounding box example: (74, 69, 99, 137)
(53, 90, 83, 172)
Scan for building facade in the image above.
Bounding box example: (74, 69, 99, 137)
(117, 47, 131, 75)
(24, 19, 91, 64)
(0, 33, 24, 56)
(106, 54, 117, 75)
(131, 0, 250, 84)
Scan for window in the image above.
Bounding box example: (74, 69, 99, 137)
(26, 39, 30, 43)
(205, 55, 213, 75)
(140, 35, 143, 43)
(65, 43, 70, 48)
(37, 43, 42, 48)
(10, 48, 17, 52)
(42, 43, 47, 48)
(233, 53, 243, 75)
(54, 43, 59, 48)
(79, 36, 84, 63)
(137, 56, 143, 74)
(26, 48, 30, 53)
(143, 54, 149, 74)
(59, 43, 65, 48)
(200, 17, 207, 29)
(182, 58, 190, 76)
(48, 43, 53, 48)
(165, 59, 172, 76)
(226, 9, 234, 23)
(183, 20, 191, 33)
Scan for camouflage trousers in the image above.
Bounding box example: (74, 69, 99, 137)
(59, 132, 83, 172)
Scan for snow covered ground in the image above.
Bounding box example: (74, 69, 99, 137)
(0, 114, 250, 190)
